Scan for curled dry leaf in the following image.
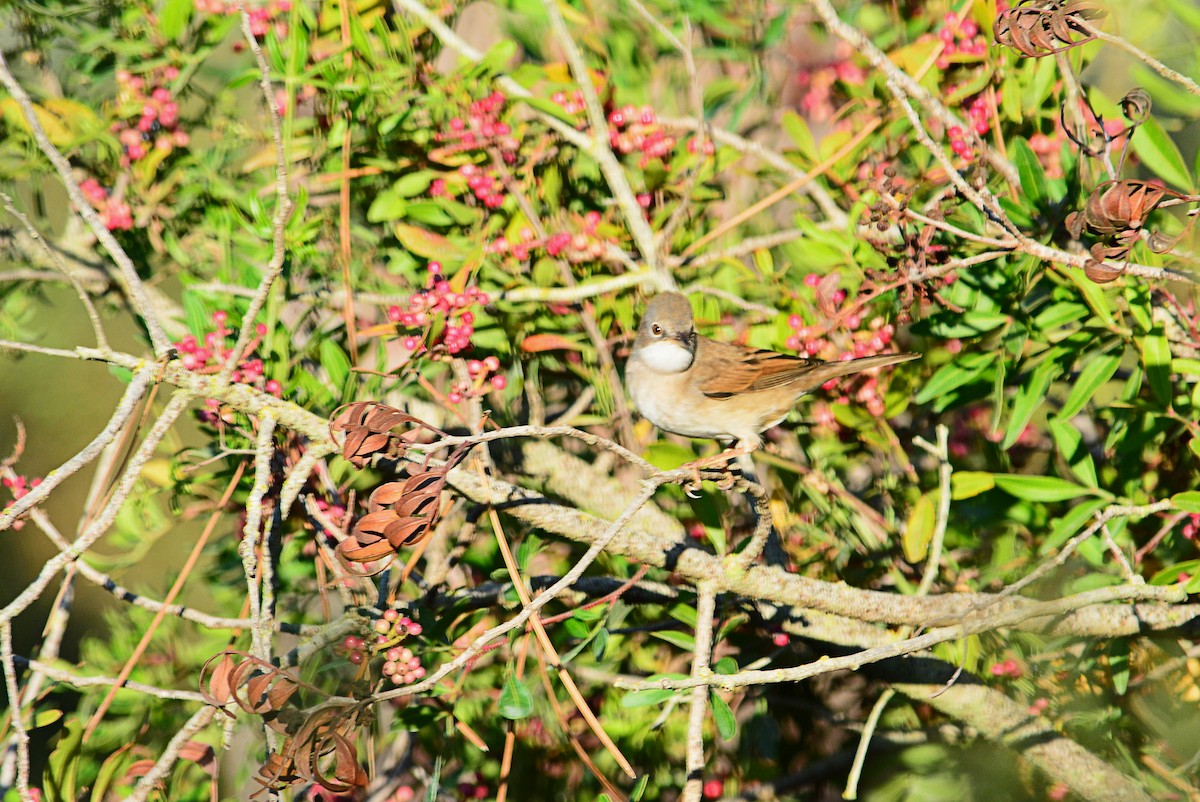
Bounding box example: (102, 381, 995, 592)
(993, 0, 1104, 57)
(200, 651, 306, 727)
(330, 401, 445, 467)
(255, 703, 370, 796)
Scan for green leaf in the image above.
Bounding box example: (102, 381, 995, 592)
(621, 688, 678, 707)
(650, 629, 696, 651)
(781, 110, 816, 162)
(45, 721, 83, 802)
(903, 491, 937, 563)
(591, 627, 609, 661)
(498, 673, 534, 719)
(1011, 137, 1046, 207)
(714, 656, 738, 674)
(1133, 116, 1194, 191)
(1109, 640, 1130, 695)
(1048, 419, 1098, 487)
(393, 172, 434, 197)
(159, 0, 194, 41)
(631, 775, 650, 802)
(914, 353, 994, 405)
(921, 310, 1010, 338)
(367, 190, 407, 222)
(1149, 559, 1200, 586)
(1057, 352, 1121, 420)
(991, 474, 1095, 502)
(1042, 497, 1108, 553)
(319, 339, 352, 395)
(1172, 491, 1200, 513)
(951, 471, 995, 500)
(1141, 328, 1173, 404)
(1002, 355, 1062, 450)
(711, 691, 737, 740)
(394, 223, 466, 261)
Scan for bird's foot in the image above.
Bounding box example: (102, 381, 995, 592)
(681, 447, 750, 496)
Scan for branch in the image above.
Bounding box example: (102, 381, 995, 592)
(680, 583, 715, 802)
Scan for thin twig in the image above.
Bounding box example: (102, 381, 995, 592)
(0, 53, 171, 355)
(217, 5, 294, 387)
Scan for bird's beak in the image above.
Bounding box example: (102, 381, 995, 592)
(672, 330, 696, 350)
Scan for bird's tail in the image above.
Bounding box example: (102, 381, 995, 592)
(806, 352, 920, 384)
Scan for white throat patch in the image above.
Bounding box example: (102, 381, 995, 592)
(638, 340, 694, 373)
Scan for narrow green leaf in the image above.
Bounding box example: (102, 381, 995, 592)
(650, 629, 696, 651)
(1042, 498, 1108, 553)
(319, 339, 352, 394)
(1133, 116, 1194, 191)
(1002, 356, 1062, 450)
(159, 0, 194, 41)
(1109, 640, 1130, 695)
(1011, 137, 1046, 207)
(631, 775, 650, 801)
(903, 491, 937, 563)
(1048, 419, 1098, 487)
(991, 474, 1094, 502)
(914, 353, 995, 404)
(1057, 352, 1121, 420)
(1141, 328, 1173, 404)
(711, 691, 737, 740)
(498, 673, 534, 719)
(1149, 559, 1200, 586)
(621, 688, 678, 707)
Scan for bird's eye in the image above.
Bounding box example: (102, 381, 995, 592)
(651, 324, 663, 336)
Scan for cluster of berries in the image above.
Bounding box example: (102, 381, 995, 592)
(486, 212, 607, 265)
(457, 164, 506, 209)
(785, 276, 900, 418)
(79, 178, 134, 231)
(113, 68, 189, 167)
(174, 311, 281, 424)
(340, 609, 425, 685)
(550, 89, 587, 115)
(607, 104, 676, 166)
(947, 93, 991, 161)
(935, 12, 988, 70)
(991, 657, 1024, 678)
(791, 42, 866, 123)
(434, 91, 518, 161)
(195, 0, 291, 39)
(1181, 513, 1200, 540)
(2, 474, 41, 501)
(447, 355, 507, 405)
(386, 262, 490, 356)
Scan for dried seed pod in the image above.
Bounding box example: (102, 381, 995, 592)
(1083, 258, 1125, 284)
(1120, 88, 1152, 124)
(330, 402, 444, 467)
(994, 1, 1104, 57)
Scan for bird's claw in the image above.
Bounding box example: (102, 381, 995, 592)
(685, 466, 704, 498)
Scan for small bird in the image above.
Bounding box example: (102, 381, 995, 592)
(625, 292, 919, 452)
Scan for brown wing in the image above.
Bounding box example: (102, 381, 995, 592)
(697, 337, 920, 399)
(695, 338, 822, 398)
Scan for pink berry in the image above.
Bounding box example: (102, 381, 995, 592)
(491, 375, 507, 391)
